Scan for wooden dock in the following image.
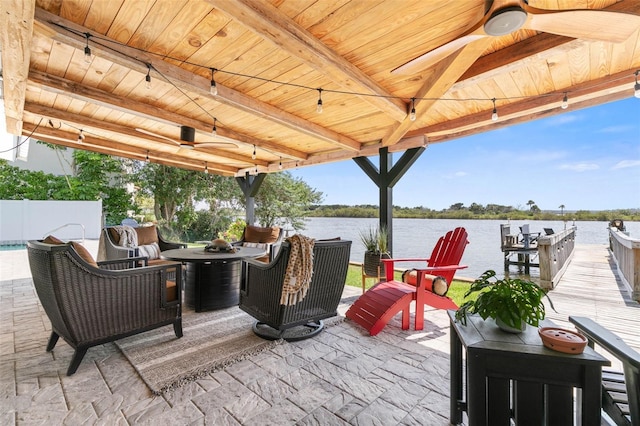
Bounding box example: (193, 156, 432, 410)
(545, 244, 640, 353)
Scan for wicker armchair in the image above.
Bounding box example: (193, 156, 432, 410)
(239, 239, 351, 341)
(100, 224, 186, 263)
(27, 240, 183, 375)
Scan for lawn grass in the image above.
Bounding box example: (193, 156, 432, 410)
(345, 264, 472, 307)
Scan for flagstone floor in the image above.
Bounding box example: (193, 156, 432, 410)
(0, 242, 454, 425)
(2, 241, 635, 425)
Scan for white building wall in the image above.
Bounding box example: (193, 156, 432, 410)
(0, 200, 102, 244)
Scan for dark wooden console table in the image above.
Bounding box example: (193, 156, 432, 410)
(161, 247, 266, 312)
(448, 311, 610, 426)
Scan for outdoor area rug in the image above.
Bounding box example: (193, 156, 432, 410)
(116, 306, 283, 394)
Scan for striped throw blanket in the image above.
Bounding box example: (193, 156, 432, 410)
(280, 234, 315, 306)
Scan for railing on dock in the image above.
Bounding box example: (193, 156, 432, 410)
(538, 227, 576, 289)
(609, 227, 640, 302)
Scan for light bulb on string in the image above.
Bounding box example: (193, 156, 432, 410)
(561, 92, 568, 109)
(409, 98, 416, 121)
(634, 70, 640, 99)
(279, 158, 283, 170)
(77, 129, 85, 142)
(491, 98, 498, 122)
(145, 150, 149, 162)
(252, 145, 256, 160)
(210, 68, 218, 96)
(204, 162, 209, 174)
(212, 118, 217, 136)
(83, 33, 92, 63)
(145, 64, 152, 90)
(316, 88, 323, 114)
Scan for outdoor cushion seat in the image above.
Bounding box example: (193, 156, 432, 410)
(27, 237, 183, 375)
(233, 225, 284, 262)
(99, 224, 186, 264)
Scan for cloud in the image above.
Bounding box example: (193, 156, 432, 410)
(558, 163, 599, 172)
(598, 125, 637, 133)
(544, 114, 582, 127)
(445, 171, 468, 178)
(515, 150, 566, 162)
(612, 160, 640, 170)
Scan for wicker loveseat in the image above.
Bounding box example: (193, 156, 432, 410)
(239, 238, 351, 341)
(27, 239, 183, 375)
(100, 224, 186, 264)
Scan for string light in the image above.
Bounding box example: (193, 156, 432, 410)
(279, 157, 283, 170)
(409, 97, 416, 121)
(255, 166, 258, 174)
(316, 88, 323, 114)
(77, 129, 85, 142)
(491, 98, 498, 122)
(252, 145, 256, 160)
(212, 118, 217, 136)
(561, 92, 568, 109)
(52, 24, 639, 115)
(210, 68, 218, 96)
(145, 64, 152, 89)
(145, 150, 149, 162)
(83, 33, 92, 63)
(204, 162, 209, 174)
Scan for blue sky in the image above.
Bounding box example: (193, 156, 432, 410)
(291, 97, 640, 211)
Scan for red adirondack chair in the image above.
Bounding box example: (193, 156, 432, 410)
(346, 227, 469, 336)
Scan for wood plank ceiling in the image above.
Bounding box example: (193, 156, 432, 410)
(1, 0, 639, 176)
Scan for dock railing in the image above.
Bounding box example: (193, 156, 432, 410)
(609, 227, 640, 302)
(538, 227, 576, 289)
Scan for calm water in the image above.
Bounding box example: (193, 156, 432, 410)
(295, 218, 640, 281)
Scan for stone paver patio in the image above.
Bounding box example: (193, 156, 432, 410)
(0, 242, 454, 425)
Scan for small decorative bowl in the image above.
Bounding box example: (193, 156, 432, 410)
(538, 327, 587, 354)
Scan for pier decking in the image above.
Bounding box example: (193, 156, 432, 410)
(0, 242, 637, 424)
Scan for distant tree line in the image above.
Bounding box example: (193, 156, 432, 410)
(306, 203, 640, 221)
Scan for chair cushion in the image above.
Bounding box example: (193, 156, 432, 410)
(43, 235, 98, 268)
(166, 280, 177, 302)
(138, 242, 161, 260)
(244, 225, 280, 243)
(135, 225, 158, 245)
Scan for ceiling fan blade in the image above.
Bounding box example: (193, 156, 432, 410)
(135, 128, 180, 145)
(193, 141, 238, 148)
(392, 32, 488, 75)
(523, 6, 640, 43)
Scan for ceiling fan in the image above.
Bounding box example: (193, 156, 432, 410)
(135, 125, 238, 150)
(392, 0, 640, 75)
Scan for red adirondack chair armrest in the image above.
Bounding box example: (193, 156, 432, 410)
(381, 258, 430, 280)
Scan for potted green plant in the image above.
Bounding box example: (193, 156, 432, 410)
(359, 225, 390, 277)
(455, 270, 554, 333)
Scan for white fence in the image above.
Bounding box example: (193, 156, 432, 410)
(609, 228, 640, 302)
(0, 200, 102, 244)
(538, 227, 576, 289)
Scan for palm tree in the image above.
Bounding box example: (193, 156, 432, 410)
(527, 200, 536, 211)
(559, 204, 565, 217)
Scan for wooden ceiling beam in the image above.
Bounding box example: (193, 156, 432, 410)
(382, 38, 493, 147)
(408, 70, 636, 137)
(425, 90, 632, 145)
(0, 0, 36, 134)
(28, 70, 300, 163)
(34, 8, 361, 152)
(211, 0, 407, 123)
(23, 102, 244, 172)
(23, 123, 237, 175)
